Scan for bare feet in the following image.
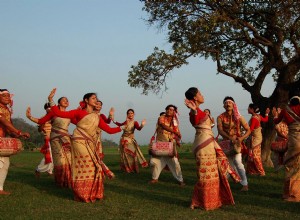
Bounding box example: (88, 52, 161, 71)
(241, 185, 249, 191)
(35, 170, 40, 178)
(0, 190, 11, 195)
(149, 179, 158, 184)
(190, 205, 195, 210)
(284, 197, 300, 202)
(179, 181, 186, 187)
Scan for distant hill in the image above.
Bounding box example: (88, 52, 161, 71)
(11, 117, 118, 149)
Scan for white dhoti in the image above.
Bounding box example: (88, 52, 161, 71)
(150, 156, 183, 182)
(0, 157, 10, 191)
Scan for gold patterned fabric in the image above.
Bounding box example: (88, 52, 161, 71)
(246, 116, 265, 176)
(283, 115, 300, 201)
(50, 117, 72, 188)
(71, 113, 104, 203)
(191, 117, 238, 210)
(119, 121, 148, 173)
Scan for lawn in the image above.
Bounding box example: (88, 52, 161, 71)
(0, 145, 298, 220)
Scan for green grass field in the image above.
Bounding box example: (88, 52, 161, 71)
(0, 146, 299, 220)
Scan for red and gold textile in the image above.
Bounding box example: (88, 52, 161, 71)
(118, 120, 148, 173)
(246, 116, 265, 176)
(190, 108, 239, 210)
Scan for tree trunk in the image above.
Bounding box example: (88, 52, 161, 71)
(261, 121, 277, 167)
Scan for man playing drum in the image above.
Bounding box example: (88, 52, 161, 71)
(0, 89, 30, 195)
(149, 105, 185, 186)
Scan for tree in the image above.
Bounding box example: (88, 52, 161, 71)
(128, 1, 300, 166)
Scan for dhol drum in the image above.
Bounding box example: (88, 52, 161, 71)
(218, 139, 241, 156)
(150, 141, 175, 157)
(271, 137, 288, 153)
(0, 137, 23, 157)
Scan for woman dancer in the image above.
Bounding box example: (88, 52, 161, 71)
(246, 103, 269, 176)
(271, 112, 288, 172)
(185, 87, 240, 210)
(50, 89, 122, 202)
(27, 90, 72, 188)
(272, 89, 300, 202)
(94, 100, 115, 179)
(33, 103, 54, 177)
(114, 109, 148, 173)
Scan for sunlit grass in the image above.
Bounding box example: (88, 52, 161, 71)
(0, 146, 298, 220)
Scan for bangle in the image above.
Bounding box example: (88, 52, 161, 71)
(49, 101, 55, 107)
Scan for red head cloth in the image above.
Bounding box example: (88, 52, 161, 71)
(79, 101, 86, 109)
(226, 99, 241, 122)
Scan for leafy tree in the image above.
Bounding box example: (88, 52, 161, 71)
(128, 1, 300, 166)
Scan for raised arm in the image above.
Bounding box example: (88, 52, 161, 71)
(134, 119, 146, 131)
(26, 107, 54, 125)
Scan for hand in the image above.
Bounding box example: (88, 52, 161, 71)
(48, 88, 56, 102)
(184, 99, 197, 110)
(39, 124, 46, 133)
(20, 132, 30, 139)
(26, 107, 32, 119)
(175, 131, 182, 139)
(141, 119, 146, 127)
(109, 107, 115, 120)
(265, 107, 270, 115)
(120, 125, 126, 131)
(230, 135, 237, 143)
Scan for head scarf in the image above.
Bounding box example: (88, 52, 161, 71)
(224, 99, 241, 122)
(0, 89, 13, 114)
(79, 101, 86, 109)
(289, 96, 300, 103)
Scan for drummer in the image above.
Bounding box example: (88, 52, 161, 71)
(149, 105, 185, 186)
(0, 89, 30, 195)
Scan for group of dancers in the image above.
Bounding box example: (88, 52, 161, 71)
(184, 87, 300, 209)
(0, 87, 299, 210)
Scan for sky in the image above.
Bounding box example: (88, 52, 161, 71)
(0, 0, 275, 144)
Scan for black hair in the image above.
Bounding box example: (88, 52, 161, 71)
(204, 109, 211, 114)
(223, 96, 235, 104)
(0, 89, 9, 93)
(44, 103, 51, 110)
(58, 97, 67, 105)
(289, 89, 300, 106)
(165, 104, 177, 112)
(159, 112, 165, 116)
(83, 93, 97, 101)
(185, 87, 198, 100)
(97, 100, 103, 105)
(248, 103, 260, 113)
(127, 109, 134, 114)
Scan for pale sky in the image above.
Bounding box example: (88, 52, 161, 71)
(0, 0, 275, 144)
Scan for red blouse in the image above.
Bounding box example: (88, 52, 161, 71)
(189, 108, 208, 126)
(100, 114, 111, 124)
(38, 110, 77, 125)
(115, 120, 143, 130)
(51, 106, 121, 134)
(274, 105, 300, 125)
(249, 115, 268, 131)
